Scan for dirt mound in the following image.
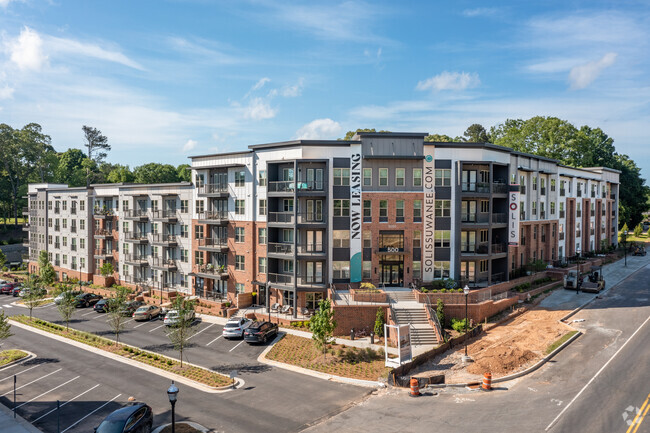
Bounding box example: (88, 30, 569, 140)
(466, 346, 537, 375)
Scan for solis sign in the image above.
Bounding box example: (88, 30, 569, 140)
(509, 187, 520, 245)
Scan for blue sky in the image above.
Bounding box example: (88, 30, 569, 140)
(1, 0, 649, 176)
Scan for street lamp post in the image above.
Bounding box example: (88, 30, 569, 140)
(462, 284, 472, 363)
(167, 381, 179, 433)
(622, 230, 628, 267)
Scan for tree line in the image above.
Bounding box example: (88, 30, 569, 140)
(0, 123, 191, 225)
(344, 117, 649, 228)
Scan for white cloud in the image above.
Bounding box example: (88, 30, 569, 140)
(416, 71, 480, 92)
(47, 35, 144, 70)
(182, 139, 197, 152)
(0, 85, 14, 99)
(242, 97, 276, 120)
(462, 8, 498, 17)
(6, 27, 47, 70)
(294, 118, 342, 140)
(568, 53, 617, 90)
(251, 77, 271, 91)
(0, 0, 15, 8)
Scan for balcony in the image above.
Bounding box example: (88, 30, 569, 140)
(461, 242, 488, 255)
(22, 239, 30, 247)
(267, 212, 294, 225)
(267, 242, 294, 256)
(151, 257, 178, 270)
(194, 264, 229, 280)
(461, 182, 490, 194)
(124, 254, 149, 266)
(267, 273, 294, 286)
(491, 243, 507, 254)
(492, 213, 507, 224)
(123, 231, 149, 243)
(296, 212, 326, 225)
(540, 211, 546, 219)
(93, 208, 115, 219)
(560, 210, 565, 218)
(560, 188, 566, 196)
(71, 207, 77, 215)
(296, 181, 327, 196)
(197, 183, 229, 197)
(577, 190, 582, 197)
(461, 213, 488, 224)
(520, 211, 526, 220)
(123, 209, 149, 221)
(197, 238, 228, 252)
(610, 194, 616, 201)
(70, 244, 77, 252)
(296, 243, 326, 256)
(541, 187, 546, 196)
(54, 243, 61, 249)
(150, 233, 178, 246)
(94, 248, 113, 259)
(267, 181, 296, 194)
(296, 276, 327, 289)
(22, 223, 30, 231)
(54, 207, 60, 214)
(591, 210, 595, 217)
(22, 206, 29, 214)
(559, 232, 565, 241)
(492, 183, 508, 194)
(197, 211, 228, 225)
(151, 210, 178, 222)
(93, 229, 113, 238)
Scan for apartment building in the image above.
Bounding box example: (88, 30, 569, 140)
(26, 132, 620, 317)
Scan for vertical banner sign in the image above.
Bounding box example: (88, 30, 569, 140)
(349, 145, 362, 282)
(509, 186, 520, 245)
(423, 152, 436, 281)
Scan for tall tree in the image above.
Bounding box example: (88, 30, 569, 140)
(55, 148, 88, 187)
(0, 310, 12, 348)
(106, 165, 135, 183)
(133, 163, 179, 184)
(82, 125, 111, 187)
(462, 124, 490, 143)
(425, 134, 456, 142)
(176, 164, 192, 182)
(38, 250, 55, 285)
(165, 295, 197, 367)
(106, 285, 130, 345)
(0, 124, 25, 225)
(20, 123, 57, 183)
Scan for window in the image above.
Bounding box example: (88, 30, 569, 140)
(412, 261, 421, 279)
(379, 200, 388, 221)
(551, 179, 556, 192)
(62, 237, 67, 247)
(62, 201, 67, 211)
(551, 202, 556, 215)
(435, 169, 451, 186)
(80, 200, 85, 211)
(62, 219, 67, 229)
(395, 168, 405, 186)
(413, 230, 421, 248)
(258, 170, 267, 186)
(180, 200, 189, 213)
(258, 228, 267, 244)
(435, 230, 451, 247)
(180, 249, 188, 263)
(258, 257, 267, 274)
(80, 239, 85, 249)
(379, 168, 388, 186)
(433, 261, 450, 279)
(363, 168, 372, 186)
(151, 223, 158, 234)
(195, 174, 205, 187)
(235, 227, 245, 243)
(235, 200, 245, 215)
(362, 262, 371, 279)
(151, 200, 158, 212)
(533, 177, 538, 190)
(363, 200, 372, 221)
(180, 225, 188, 238)
(48, 235, 52, 245)
(196, 200, 205, 213)
(435, 200, 451, 217)
(48, 218, 52, 228)
(194, 225, 204, 239)
(282, 199, 293, 212)
(479, 260, 488, 273)
(480, 229, 488, 243)
(235, 171, 246, 187)
(533, 226, 538, 239)
(480, 200, 489, 213)
(413, 200, 422, 222)
(333, 168, 350, 186)
(259, 199, 267, 216)
(235, 255, 245, 271)
(396, 200, 404, 222)
(532, 202, 537, 215)
(363, 230, 371, 248)
(413, 169, 422, 187)
(235, 283, 245, 294)
(306, 292, 324, 310)
(282, 229, 294, 243)
(282, 168, 294, 181)
(333, 261, 350, 279)
(333, 230, 350, 248)
(333, 199, 350, 217)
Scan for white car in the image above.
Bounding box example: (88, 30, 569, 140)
(222, 317, 252, 339)
(163, 309, 195, 326)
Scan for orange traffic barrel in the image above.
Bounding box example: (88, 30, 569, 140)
(410, 377, 420, 397)
(482, 373, 492, 390)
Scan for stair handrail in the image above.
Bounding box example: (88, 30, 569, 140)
(425, 300, 444, 343)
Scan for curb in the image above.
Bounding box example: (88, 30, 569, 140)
(152, 421, 210, 433)
(9, 320, 243, 393)
(257, 333, 385, 389)
(0, 350, 36, 372)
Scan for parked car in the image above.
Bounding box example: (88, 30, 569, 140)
(244, 321, 278, 344)
(94, 402, 153, 433)
(222, 317, 252, 339)
(163, 309, 195, 326)
(1, 283, 18, 295)
(54, 290, 83, 305)
(133, 305, 161, 321)
(94, 299, 110, 313)
(18, 287, 45, 298)
(119, 300, 144, 316)
(75, 293, 103, 308)
(12, 286, 25, 297)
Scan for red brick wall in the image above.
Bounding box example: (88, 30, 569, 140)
(442, 297, 519, 325)
(333, 305, 387, 336)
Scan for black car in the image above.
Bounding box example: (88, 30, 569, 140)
(244, 321, 278, 344)
(119, 300, 144, 316)
(75, 293, 103, 308)
(94, 402, 153, 433)
(94, 299, 110, 313)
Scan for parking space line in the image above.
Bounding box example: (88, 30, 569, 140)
(1, 368, 63, 396)
(133, 321, 150, 328)
(61, 393, 122, 433)
(206, 335, 222, 346)
(229, 340, 245, 352)
(81, 311, 96, 317)
(16, 375, 80, 409)
(149, 324, 165, 333)
(188, 323, 215, 340)
(0, 364, 40, 381)
(32, 384, 101, 423)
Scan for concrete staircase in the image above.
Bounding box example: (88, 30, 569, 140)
(386, 289, 439, 346)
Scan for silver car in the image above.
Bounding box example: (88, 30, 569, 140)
(222, 317, 252, 339)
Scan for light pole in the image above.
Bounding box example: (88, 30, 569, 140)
(167, 381, 179, 433)
(622, 230, 628, 267)
(462, 284, 472, 363)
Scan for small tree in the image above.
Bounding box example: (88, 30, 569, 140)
(374, 307, 385, 337)
(57, 294, 77, 331)
(309, 299, 336, 354)
(99, 262, 114, 277)
(23, 276, 45, 320)
(106, 285, 130, 345)
(165, 295, 197, 367)
(436, 299, 445, 327)
(634, 223, 643, 238)
(0, 310, 12, 348)
(0, 250, 6, 270)
(621, 222, 629, 234)
(38, 250, 55, 286)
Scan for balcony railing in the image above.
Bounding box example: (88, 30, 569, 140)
(577, 190, 582, 197)
(461, 182, 490, 193)
(491, 243, 507, 254)
(150, 233, 178, 244)
(296, 212, 325, 224)
(54, 243, 61, 249)
(94, 248, 113, 257)
(152, 210, 178, 220)
(93, 208, 115, 217)
(296, 276, 326, 287)
(267, 273, 294, 285)
(267, 212, 295, 224)
(124, 209, 148, 219)
(296, 180, 326, 192)
(492, 183, 508, 194)
(559, 232, 565, 240)
(540, 187, 546, 196)
(610, 194, 616, 201)
(540, 211, 546, 219)
(70, 244, 77, 251)
(70, 226, 77, 233)
(123, 231, 148, 242)
(54, 225, 60, 231)
(461, 242, 487, 255)
(492, 213, 507, 224)
(267, 242, 294, 255)
(195, 264, 228, 279)
(197, 211, 228, 223)
(151, 257, 177, 270)
(268, 181, 296, 193)
(577, 210, 582, 217)
(520, 185, 526, 195)
(197, 183, 229, 195)
(94, 229, 112, 237)
(22, 223, 30, 231)
(591, 192, 595, 198)
(54, 208, 60, 214)
(124, 254, 149, 264)
(197, 238, 228, 250)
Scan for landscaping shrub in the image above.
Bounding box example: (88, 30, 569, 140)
(451, 318, 468, 333)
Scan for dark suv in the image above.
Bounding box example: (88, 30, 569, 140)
(244, 321, 278, 344)
(95, 403, 153, 433)
(75, 293, 103, 308)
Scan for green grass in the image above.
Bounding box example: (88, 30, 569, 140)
(0, 218, 26, 224)
(545, 330, 579, 355)
(0, 349, 29, 367)
(619, 230, 649, 243)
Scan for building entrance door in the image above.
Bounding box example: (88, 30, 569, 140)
(381, 262, 404, 286)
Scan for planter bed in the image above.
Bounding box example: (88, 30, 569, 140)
(10, 315, 233, 388)
(0, 349, 29, 367)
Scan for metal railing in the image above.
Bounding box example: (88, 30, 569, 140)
(196, 210, 228, 222)
(492, 183, 508, 194)
(267, 181, 296, 193)
(197, 238, 228, 249)
(491, 243, 507, 253)
(124, 209, 148, 219)
(267, 212, 294, 224)
(197, 183, 229, 195)
(520, 185, 526, 195)
(267, 242, 294, 254)
(70, 244, 77, 251)
(560, 210, 565, 218)
(151, 257, 177, 269)
(94, 229, 112, 237)
(296, 212, 325, 224)
(123, 231, 148, 241)
(196, 264, 227, 276)
(93, 208, 115, 217)
(70, 225, 77, 233)
(71, 207, 77, 215)
(492, 213, 507, 223)
(296, 276, 326, 287)
(94, 248, 112, 256)
(152, 210, 178, 219)
(54, 225, 60, 231)
(577, 190, 582, 197)
(560, 188, 566, 196)
(540, 187, 546, 195)
(540, 211, 546, 219)
(267, 273, 294, 285)
(54, 208, 60, 214)
(296, 243, 325, 254)
(461, 182, 490, 193)
(150, 233, 177, 244)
